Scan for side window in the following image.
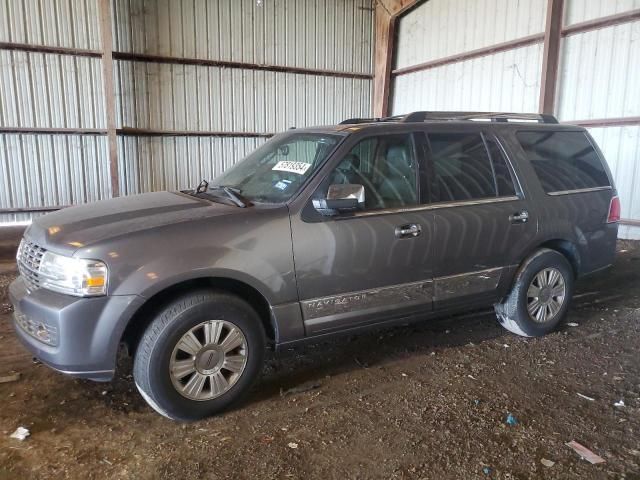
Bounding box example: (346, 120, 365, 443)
(328, 134, 418, 210)
(485, 137, 517, 197)
(516, 131, 610, 193)
(428, 133, 496, 202)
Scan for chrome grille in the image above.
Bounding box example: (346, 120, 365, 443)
(17, 240, 47, 292)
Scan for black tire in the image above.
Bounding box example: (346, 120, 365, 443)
(494, 248, 574, 337)
(133, 290, 265, 421)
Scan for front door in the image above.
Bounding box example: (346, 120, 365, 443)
(290, 132, 436, 335)
(421, 129, 538, 309)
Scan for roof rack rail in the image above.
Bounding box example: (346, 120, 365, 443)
(339, 111, 559, 125)
(339, 114, 407, 125)
(402, 111, 559, 124)
(339, 117, 381, 124)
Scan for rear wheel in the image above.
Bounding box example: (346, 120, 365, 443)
(495, 248, 574, 337)
(133, 290, 265, 421)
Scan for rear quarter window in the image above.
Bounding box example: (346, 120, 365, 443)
(516, 131, 610, 193)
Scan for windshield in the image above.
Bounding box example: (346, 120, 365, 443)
(210, 132, 341, 203)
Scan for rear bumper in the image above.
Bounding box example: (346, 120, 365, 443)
(8, 276, 143, 381)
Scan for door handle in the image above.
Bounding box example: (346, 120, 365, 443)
(395, 223, 422, 238)
(509, 210, 529, 224)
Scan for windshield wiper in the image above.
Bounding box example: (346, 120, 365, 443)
(208, 185, 252, 208)
(190, 181, 252, 208)
(220, 186, 248, 208)
(195, 179, 209, 194)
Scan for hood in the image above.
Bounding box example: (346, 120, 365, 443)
(26, 191, 240, 255)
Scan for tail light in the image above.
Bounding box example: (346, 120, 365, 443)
(607, 195, 620, 223)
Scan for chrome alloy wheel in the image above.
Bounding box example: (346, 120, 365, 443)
(527, 267, 566, 323)
(169, 320, 248, 401)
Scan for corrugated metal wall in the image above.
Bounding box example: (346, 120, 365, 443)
(393, 43, 544, 114)
(0, 0, 374, 222)
(0, 0, 101, 50)
(564, 0, 640, 25)
(556, 4, 640, 239)
(392, 0, 640, 239)
(0, 51, 105, 129)
(112, 0, 373, 75)
(112, 0, 373, 196)
(114, 61, 372, 133)
(392, 0, 547, 114)
(117, 136, 265, 196)
(0, 0, 107, 224)
(395, 0, 547, 70)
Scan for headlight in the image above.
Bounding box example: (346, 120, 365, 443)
(38, 251, 108, 297)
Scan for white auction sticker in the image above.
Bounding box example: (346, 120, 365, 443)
(272, 161, 311, 175)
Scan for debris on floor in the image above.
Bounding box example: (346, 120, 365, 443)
(540, 458, 555, 468)
(0, 372, 21, 384)
(566, 440, 606, 464)
(576, 393, 595, 401)
(482, 466, 492, 475)
(9, 426, 30, 441)
(567, 322, 579, 327)
(287, 442, 298, 449)
(505, 413, 518, 426)
(0, 240, 639, 478)
(280, 382, 321, 397)
(614, 399, 625, 408)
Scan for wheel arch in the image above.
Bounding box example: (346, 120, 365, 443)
(500, 239, 581, 300)
(120, 277, 276, 358)
(537, 238, 581, 277)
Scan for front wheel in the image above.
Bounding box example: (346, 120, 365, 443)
(495, 248, 574, 337)
(133, 290, 266, 421)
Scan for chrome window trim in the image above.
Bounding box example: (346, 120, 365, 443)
(338, 195, 521, 219)
(547, 186, 612, 196)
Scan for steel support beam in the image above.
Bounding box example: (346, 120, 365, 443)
(113, 52, 372, 80)
(392, 33, 544, 76)
(373, 0, 419, 117)
(0, 41, 101, 57)
(539, 0, 565, 114)
(568, 117, 640, 128)
(562, 8, 640, 37)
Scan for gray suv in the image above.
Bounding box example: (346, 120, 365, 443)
(9, 112, 620, 420)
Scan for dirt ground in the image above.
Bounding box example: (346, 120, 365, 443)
(0, 242, 639, 479)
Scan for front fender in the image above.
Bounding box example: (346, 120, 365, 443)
(111, 245, 296, 306)
(76, 206, 298, 306)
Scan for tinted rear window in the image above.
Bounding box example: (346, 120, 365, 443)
(516, 131, 610, 193)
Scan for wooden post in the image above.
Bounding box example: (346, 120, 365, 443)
(373, 5, 394, 117)
(98, 0, 120, 197)
(373, 0, 418, 118)
(539, 0, 565, 114)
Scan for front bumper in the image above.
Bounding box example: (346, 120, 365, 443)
(8, 276, 143, 381)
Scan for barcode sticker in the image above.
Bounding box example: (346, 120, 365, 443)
(272, 161, 311, 175)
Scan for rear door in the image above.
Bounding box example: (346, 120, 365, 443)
(290, 131, 436, 335)
(421, 128, 538, 309)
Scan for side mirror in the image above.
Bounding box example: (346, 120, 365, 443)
(313, 184, 365, 216)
